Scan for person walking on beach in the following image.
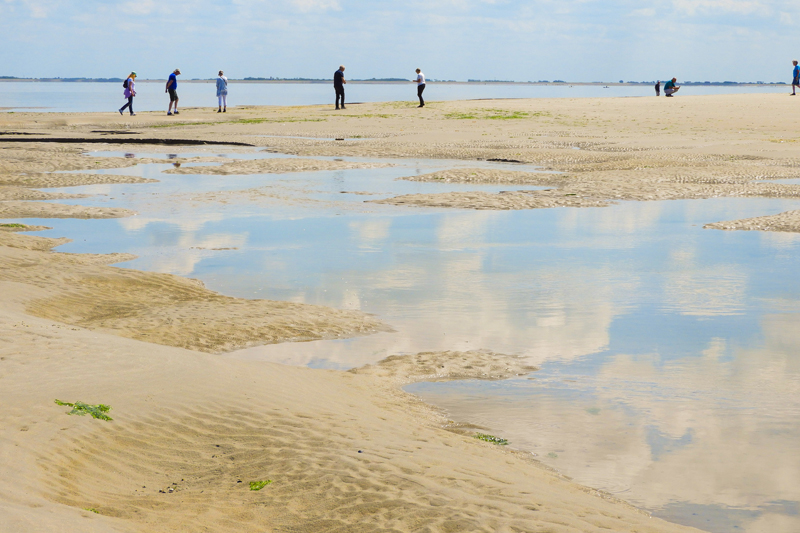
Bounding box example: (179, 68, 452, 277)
(216, 70, 228, 112)
(413, 68, 426, 107)
(664, 78, 680, 97)
(166, 68, 181, 115)
(119, 72, 136, 116)
(655, 80, 660, 96)
(792, 61, 799, 95)
(334, 65, 346, 110)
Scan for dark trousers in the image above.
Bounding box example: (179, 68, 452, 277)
(417, 84, 425, 105)
(655, 87, 660, 96)
(335, 86, 345, 108)
(120, 96, 134, 114)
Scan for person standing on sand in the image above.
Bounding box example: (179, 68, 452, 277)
(166, 68, 181, 115)
(413, 68, 426, 107)
(664, 78, 680, 97)
(334, 65, 346, 110)
(216, 70, 228, 112)
(655, 80, 660, 96)
(119, 72, 136, 116)
(792, 61, 799, 96)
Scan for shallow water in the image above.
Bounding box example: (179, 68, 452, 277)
(0, 80, 788, 113)
(7, 149, 800, 532)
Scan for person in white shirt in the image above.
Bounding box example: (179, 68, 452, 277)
(413, 69, 426, 107)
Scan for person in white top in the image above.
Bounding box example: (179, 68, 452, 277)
(413, 69, 426, 107)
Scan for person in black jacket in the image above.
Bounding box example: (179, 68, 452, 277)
(334, 65, 346, 110)
(655, 81, 660, 96)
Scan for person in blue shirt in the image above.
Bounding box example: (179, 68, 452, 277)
(792, 61, 799, 96)
(664, 78, 680, 97)
(216, 70, 228, 113)
(334, 65, 346, 110)
(166, 68, 181, 115)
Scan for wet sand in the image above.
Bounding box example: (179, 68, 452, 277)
(164, 157, 393, 175)
(4, 93, 800, 226)
(704, 209, 800, 232)
(4, 93, 795, 532)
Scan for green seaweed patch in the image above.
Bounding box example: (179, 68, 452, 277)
(150, 122, 216, 128)
(445, 109, 537, 120)
(586, 407, 601, 415)
(547, 452, 558, 459)
(235, 117, 325, 124)
(249, 480, 273, 491)
(484, 110, 530, 120)
(444, 112, 479, 120)
(475, 433, 508, 445)
(0, 223, 27, 228)
(55, 400, 112, 421)
(84, 508, 100, 514)
(336, 113, 394, 119)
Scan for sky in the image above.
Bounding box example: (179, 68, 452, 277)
(1, 0, 798, 82)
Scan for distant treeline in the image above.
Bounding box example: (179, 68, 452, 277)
(243, 77, 418, 82)
(0, 76, 789, 85)
(0, 77, 126, 82)
(615, 80, 787, 85)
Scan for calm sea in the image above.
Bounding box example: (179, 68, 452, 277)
(0, 81, 788, 113)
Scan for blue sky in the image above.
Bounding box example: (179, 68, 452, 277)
(2, 0, 798, 82)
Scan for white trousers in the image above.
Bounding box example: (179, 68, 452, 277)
(218, 95, 227, 107)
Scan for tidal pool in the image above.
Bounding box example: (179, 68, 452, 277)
(13, 148, 800, 533)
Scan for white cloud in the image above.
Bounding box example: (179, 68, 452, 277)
(4, 0, 800, 81)
(119, 0, 158, 16)
(291, 0, 341, 12)
(663, 248, 747, 316)
(672, 0, 768, 16)
(349, 218, 392, 246)
(22, 0, 54, 18)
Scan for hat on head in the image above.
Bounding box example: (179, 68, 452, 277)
(174, 68, 181, 73)
(131, 71, 137, 76)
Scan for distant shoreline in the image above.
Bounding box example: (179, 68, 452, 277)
(0, 78, 788, 87)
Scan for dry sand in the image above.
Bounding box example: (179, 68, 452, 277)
(5, 93, 795, 532)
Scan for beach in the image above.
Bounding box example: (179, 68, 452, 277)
(2, 93, 799, 532)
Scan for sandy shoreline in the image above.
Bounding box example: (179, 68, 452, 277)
(0, 232, 698, 532)
(5, 93, 796, 532)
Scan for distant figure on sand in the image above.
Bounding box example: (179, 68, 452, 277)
(664, 78, 680, 97)
(792, 61, 799, 95)
(166, 68, 181, 115)
(413, 69, 426, 107)
(655, 80, 660, 96)
(216, 70, 228, 112)
(334, 65, 346, 109)
(119, 72, 136, 116)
